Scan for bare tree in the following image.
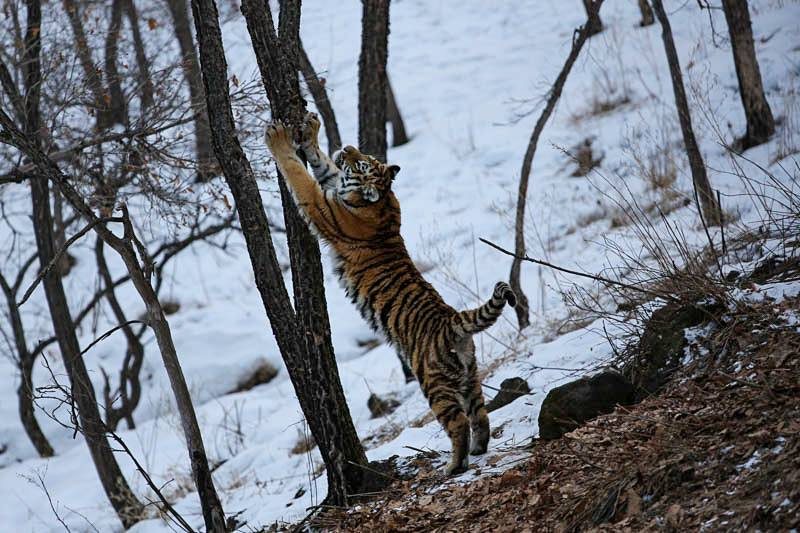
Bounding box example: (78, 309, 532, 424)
(193, 0, 378, 507)
(358, 0, 390, 162)
(13, 1, 144, 526)
(0, 111, 229, 532)
(509, 0, 604, 330)
(721, 0, 775, 150)
(298, 39, 342, 154)
(386, 75, 409, 147)
(651, 0, 721, 226)
(637, 0, 654, 27)
(583, 0, 603, 36)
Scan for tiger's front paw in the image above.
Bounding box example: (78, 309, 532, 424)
(265, 121, 296, 158)
(300, 111, 321, 149)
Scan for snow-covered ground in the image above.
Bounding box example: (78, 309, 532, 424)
(1, 0, 798, 531)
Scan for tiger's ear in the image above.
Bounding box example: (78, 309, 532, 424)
(385, 164, 401, 180)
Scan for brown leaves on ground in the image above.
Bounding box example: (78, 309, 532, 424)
(312, 297, 800, 532)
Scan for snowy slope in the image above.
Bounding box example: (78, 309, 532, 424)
(0, 0, 798, 531)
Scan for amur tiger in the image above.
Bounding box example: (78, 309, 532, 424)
(265, 113, 516, 475)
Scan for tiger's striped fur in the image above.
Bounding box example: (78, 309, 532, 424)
(265, 113, 516, 474)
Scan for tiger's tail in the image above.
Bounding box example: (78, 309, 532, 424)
(453, 282, 516, 336)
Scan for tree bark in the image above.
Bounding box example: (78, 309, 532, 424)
(652, 0, 721, 226)
(166, 0, 216, 180)
(20, 1, 143, 526)
(297, 38, 342, 154)
(385, 75, 408, 147)
(358, 0, 390, 162)
(192, 0, 372, 506)
(721, 0, 775, 150)
(637, 0, 654, 27)
(509, 0, 604, 331)
(582, 0, 603, 36)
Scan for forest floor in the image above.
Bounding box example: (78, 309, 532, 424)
(305, 260, 800, 532)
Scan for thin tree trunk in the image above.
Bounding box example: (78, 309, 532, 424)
(96, 237, 144, 431)
(721, 0, 775, 150)
(510, 0, 604, 330)
(122, 0, 154, 113)
(166, 0, 216, 180)
(62, 0, 115, 128)
(385, 75, 408, 147)
(582, 0, 603, 36)
(297, 38, 342, 154)
(652, 0, 721, 226)
(193, 0, 373, 506)
(21, 1, 143, 526)
(358, 0, 390, 162)
(637, 0, 654, 27)
(0, 267, 55, 458)
(103, 0, 128, 126)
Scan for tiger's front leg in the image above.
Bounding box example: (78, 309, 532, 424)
(299, 112, 341, 190)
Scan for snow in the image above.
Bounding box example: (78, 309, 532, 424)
(1, 0, 799, 531)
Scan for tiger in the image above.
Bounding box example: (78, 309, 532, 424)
(264, 113, 516, 475)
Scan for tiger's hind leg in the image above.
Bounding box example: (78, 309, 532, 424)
(458, 339, 490, 456)
(464, 365, 490, 455)
(425, 370, 470, 475)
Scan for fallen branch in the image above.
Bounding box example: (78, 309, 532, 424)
(481, 238, 673, 302)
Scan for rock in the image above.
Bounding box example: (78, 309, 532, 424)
(625, 301, 712, 398)
(368, 393, 400, 418)
(538, 371, 635, 440)
(231, 360, 278, 393)
(485, 377, 530, 413)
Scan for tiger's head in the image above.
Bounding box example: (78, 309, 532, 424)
(333, 145, 400, 205)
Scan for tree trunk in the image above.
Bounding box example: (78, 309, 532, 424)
(358, 0, 390, 162)
(582, 0, 603, 36)
(637, 0, 654, 27)
(721, 0, 775, 150)
(651, 0, 721, 226)
(103, 0, 128, 126)
(166, 0, 216, 180)
(21, 1, 143, 526)
(509, 0, 604, 331)
(122, 0, 154, 112)
(96, 237, 144, 431)
(193, 0, 372, 507)
(297, 38, 342, 154)
(386, 75, 409, 147)
(30, 176, 145, 529)
(0, 268, 55, 458)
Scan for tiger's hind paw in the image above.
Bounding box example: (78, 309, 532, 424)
(493, 281, 517, 308)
